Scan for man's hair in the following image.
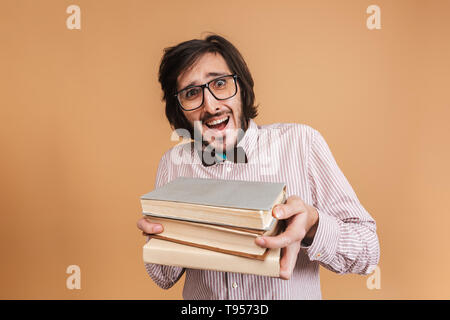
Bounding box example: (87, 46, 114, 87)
(158, 34, 258, 136)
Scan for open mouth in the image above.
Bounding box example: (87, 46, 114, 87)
(204, 116, 230, 131)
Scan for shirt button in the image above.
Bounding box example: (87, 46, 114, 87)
(316, 253, 321, 258)
(232, 282, 238, 289)
(226, 167, 232, 172)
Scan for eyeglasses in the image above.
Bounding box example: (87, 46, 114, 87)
(174, 74, 238, 111)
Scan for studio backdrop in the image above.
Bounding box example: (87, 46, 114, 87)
(1, 0, 449, 299)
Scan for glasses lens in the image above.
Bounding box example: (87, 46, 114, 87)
(209, 76, 236, 100)
(178, 87, 203, 111)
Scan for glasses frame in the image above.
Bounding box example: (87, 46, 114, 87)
(174, 74, 239, 112)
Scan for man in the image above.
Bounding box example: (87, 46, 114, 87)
(137, 34, 380, 299)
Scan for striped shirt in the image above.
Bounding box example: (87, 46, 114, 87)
(145, 119, 380, 299)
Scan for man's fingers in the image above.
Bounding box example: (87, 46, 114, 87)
(256, 231, 294, 249)
(256, 229, 303, 249)
(137, 218, 164, 234)
(255, 216, 306, 249)
(273, 196, 306, 220)
(279, 242, 301, 280)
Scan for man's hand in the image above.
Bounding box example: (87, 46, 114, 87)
(137, 217, 164, 236)
(255, 195, 319, 280)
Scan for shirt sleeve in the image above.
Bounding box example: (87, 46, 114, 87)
(144, 152, 185, 289)
(302, 129, 380, 275)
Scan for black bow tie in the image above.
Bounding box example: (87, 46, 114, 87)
(198, 146, 248, 167)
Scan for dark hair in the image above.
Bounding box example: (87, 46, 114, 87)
(158, 34, 258, 136)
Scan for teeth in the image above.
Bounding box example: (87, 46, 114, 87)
(206, 116, 228, 126)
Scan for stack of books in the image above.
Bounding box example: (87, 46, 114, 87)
(140, 177, 286, 277)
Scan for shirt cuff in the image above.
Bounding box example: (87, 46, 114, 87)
(300, 209, 340, 265)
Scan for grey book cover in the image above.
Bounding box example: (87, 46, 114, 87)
(141, 177, 286, 211)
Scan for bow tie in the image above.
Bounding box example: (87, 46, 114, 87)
(198, 146, 248, 167)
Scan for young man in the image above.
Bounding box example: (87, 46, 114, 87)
(137, 34, 380, 299)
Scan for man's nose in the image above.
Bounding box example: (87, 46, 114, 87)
(202, 87, 219, 114)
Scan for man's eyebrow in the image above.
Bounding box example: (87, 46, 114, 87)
(179, 72, 229, 91)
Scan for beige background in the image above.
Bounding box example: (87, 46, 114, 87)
(1, 0, 449, 299)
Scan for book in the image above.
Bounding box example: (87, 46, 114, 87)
(143, 238, 281, 277)
(144, 216, 283, 260)
(141, 177, 286, 231)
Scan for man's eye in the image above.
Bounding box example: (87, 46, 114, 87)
(184, 88, 200, 99)
(213, 79, 227, 89)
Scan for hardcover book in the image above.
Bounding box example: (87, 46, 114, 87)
(143, 238, 281, 277)
(140, 177, 286, 231)
(144, 216, 283, 260)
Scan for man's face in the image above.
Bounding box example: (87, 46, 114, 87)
(176, 52, 245, 153)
